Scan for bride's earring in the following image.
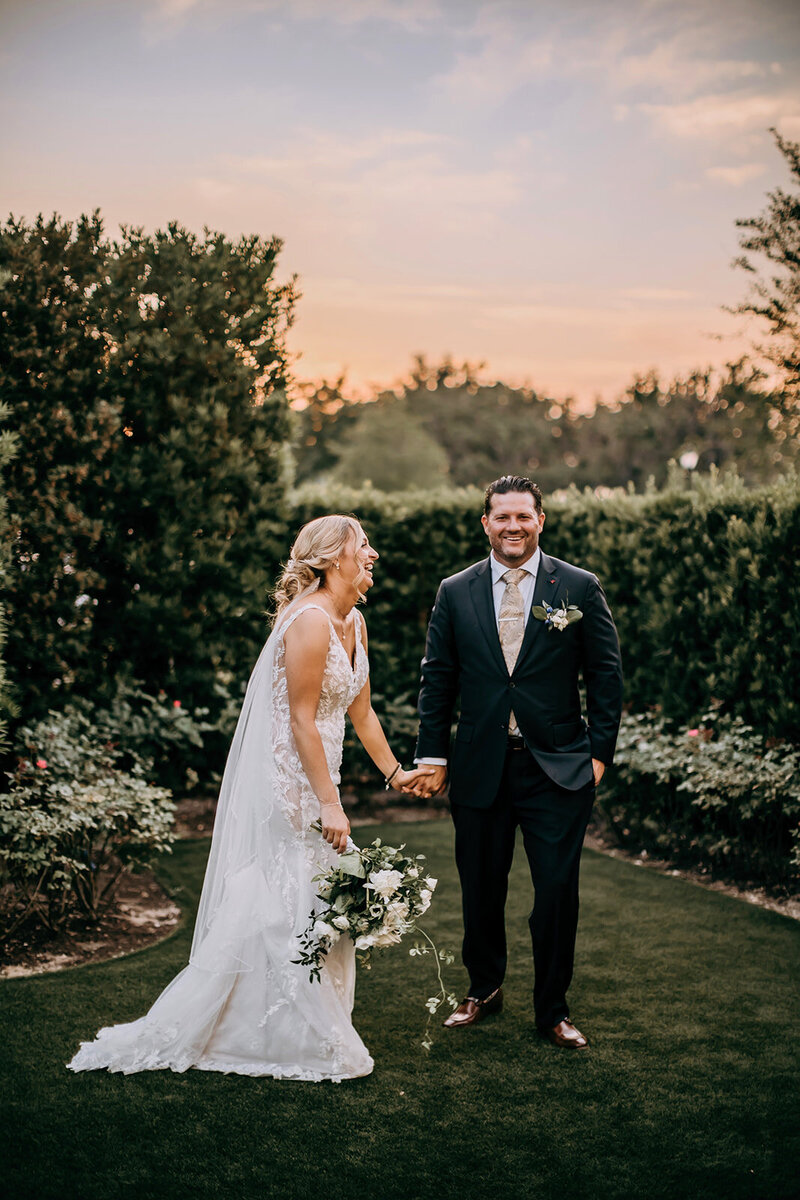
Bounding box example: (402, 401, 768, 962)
(335, 562, 340, 570)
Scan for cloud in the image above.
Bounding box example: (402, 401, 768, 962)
(144, 0, 442, 37)
(705, 163, 767, 186)
(433, 25, 553, 107)
(638, 91, 797, 139)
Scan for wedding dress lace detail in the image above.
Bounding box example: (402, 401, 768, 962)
(67, 601, 373, 1083)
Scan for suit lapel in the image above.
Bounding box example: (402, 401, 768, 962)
(468, 558, 508, 676)
(514, 552, 560, 671)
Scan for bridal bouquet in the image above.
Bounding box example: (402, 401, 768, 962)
(295, 827, 457, 1048)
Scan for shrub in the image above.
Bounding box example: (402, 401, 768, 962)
(0, 213, 295, 724)
(0, 708, 175, 935)
(600, 709, 800, 888)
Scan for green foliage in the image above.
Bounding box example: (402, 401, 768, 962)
(602, 710, 800, 887)
(0, 213, 118, 713)
(81, 684, 221, 795)
(731, 128, 800, 437)
(330, 399, 450, 491)
(291, 470, 800, 745)
(1, 707, 175, 934)
(0, 400, 18, 753)
(292, 356, 793, 493)
(0, 212, 296, 721)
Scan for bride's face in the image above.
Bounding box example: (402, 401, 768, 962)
(340, 527, 379, 592)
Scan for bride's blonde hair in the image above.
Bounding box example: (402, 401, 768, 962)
(272, 514, 365, 619)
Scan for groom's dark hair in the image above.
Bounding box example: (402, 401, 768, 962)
(484, 475, 543, 515)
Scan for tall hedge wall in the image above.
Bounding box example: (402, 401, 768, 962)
(290, 471, 800, 742)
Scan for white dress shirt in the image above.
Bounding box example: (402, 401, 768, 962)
(417, 548, 541, 766)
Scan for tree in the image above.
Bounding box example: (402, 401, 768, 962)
(330, 398, 450, 492)
(0, 213, 297, 719)
(731, 129, 800, 445)
(0, 213, 118, 715)
(91, 222, 297, 706)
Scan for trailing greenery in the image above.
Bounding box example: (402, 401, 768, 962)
(2, 824, 798, 1200)
(0, 707, 175, 935)
(601, 710, 800, 887)
(0, 212, 295, 723)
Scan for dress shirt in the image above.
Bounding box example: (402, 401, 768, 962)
(416, 548, 541, 766)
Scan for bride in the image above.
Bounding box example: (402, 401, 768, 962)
(68, 515, 431, 1082)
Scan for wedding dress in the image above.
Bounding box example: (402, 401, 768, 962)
(68, 592, 374, 1082)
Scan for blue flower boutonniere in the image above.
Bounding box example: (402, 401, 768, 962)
(532, 599, 583, 631)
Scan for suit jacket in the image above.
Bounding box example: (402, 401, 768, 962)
(414, 551, 623, 808)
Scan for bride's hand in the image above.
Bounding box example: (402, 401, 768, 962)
(393, 766, 436, 795)
(320, 802, 350, 854)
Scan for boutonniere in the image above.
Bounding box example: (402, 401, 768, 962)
(532, 598, 583, 632)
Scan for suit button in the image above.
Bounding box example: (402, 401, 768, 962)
(509, 682, 516, 688)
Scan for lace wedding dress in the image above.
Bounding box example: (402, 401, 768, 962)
(68, 596, 374, 1082)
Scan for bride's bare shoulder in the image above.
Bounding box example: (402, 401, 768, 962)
(281, 604, 331, 645)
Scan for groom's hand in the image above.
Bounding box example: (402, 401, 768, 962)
(406, 764, 447, 798)
(592, 758, 605, 786)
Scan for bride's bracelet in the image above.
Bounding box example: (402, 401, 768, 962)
(384, 763, 402, 790)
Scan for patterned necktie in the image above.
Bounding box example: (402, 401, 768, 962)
(498, 568, 526, 735)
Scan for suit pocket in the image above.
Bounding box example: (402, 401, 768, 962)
(455, 721, 474, 744)
(552, 719, 584, 747)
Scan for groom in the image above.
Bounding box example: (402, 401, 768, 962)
(412, 476, 623, 1048)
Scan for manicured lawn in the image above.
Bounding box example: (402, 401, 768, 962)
(2, 822, 798, 1200)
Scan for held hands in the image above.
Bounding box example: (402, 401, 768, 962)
(400, 764, 447, 799)
(388, 765, 439, 796)
(320, 802, 350, 854)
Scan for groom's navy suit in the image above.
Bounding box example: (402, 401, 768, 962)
(415, 550, 623, 1028)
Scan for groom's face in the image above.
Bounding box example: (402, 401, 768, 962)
(481, 491, 545, 568)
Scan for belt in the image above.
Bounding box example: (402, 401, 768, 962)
(506, 734, 528, 751)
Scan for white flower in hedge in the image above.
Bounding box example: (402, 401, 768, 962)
(367, 868, 404, 899)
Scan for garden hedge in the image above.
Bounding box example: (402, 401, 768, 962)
(290, 470, 800, 743)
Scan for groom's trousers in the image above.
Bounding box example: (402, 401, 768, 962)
(451, 743, 595, 1030)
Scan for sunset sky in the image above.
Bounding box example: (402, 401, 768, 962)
(2, 0, 799, 405)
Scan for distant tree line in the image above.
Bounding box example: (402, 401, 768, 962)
(290, 355, 792, 493)
(292, 130, 800, 495)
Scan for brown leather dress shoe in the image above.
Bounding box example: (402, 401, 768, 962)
(443, 987, 503, 1028)
(542, 1019, 588, 1049)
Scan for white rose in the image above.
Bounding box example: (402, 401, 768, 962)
(424, 877, 437, 891)
(419, 889, 432, 906)
(332, 915, 350, 931)
(367, 868, 404, 900)
(373, 929, 403, 947)
(552, 611, 569, 630)
(355, 934, 375, 950)
(406, 867, 419, 878)
(313, 918, 339, 944)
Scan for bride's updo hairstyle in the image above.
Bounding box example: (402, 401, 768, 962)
(273, 514, 364, 619)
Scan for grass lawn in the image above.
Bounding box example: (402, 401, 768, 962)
(2, 821, 798, 1200)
